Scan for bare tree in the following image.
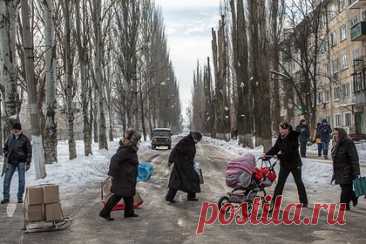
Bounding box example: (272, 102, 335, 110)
(20, 0, 46, 178)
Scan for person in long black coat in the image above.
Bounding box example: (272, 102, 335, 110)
(265, 122, 308, 207)
(99, 129, 141, 221)
(331, 128, 360, 210)
(165, 131, 202, 203)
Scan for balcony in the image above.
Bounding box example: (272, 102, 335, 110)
(351, 22, 366, 41)
(349, 0, 366, 9)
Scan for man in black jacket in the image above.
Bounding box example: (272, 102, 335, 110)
(296, 119, 310, 157)
(265, 122, 308, 207)
(165, 131, 202, 203)
(331, 128, 360, 210)
(2, 122, 32, 204)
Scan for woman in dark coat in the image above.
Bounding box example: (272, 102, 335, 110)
(265, 122, 308, 207)
(331, 128, 360, 210)
(99, 129, 141, 221)
(165, 131, 202, 203)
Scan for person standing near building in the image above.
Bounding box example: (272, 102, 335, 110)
(296, 119, 310, 157)
(319, 119, 332, 159)
(2, 122, 32, 204)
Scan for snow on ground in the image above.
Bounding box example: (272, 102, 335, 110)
(201, 136, 365, 187)
(0, 139, 151, 201)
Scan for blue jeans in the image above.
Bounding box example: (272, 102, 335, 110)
(3, 162, 26, 201)
(317, 143, 323, 156)
(322, 142, 329, 157)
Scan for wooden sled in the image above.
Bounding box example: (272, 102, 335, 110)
(24, 217, 72, 233)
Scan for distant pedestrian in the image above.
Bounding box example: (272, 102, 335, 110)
(319, 119, 332, 159)
(296, 119, 310, 157)
(99, 129, 141, 221)
(331, 128, 360, 210)
(2, 122, 32, 204)
(166, 131, 202, 203)
(315, 123, 323, 157)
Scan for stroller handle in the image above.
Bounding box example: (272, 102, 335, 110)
(258, 156, 278, 170)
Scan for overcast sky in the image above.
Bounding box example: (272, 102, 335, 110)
(155, 0, 221, 118)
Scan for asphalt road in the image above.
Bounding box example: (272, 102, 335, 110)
(1, 139, 366, 244)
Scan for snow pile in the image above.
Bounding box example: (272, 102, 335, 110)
(201, 136, 264, 157)
(0, 139, 151, 199)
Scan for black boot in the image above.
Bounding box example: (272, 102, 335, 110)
(99, 212, 114, 221)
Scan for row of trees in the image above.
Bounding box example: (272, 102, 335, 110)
(0, 0, 182, 178)
(191, 0, 331, 150)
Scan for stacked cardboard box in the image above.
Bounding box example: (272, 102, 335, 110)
(25, 184, 64, 223)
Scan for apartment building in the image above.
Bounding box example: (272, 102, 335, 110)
(282, 0, 366, 134)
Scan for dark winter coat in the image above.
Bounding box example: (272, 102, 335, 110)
(108, 144, 139, 197)
(318, 122, 332, 143)
(296, 124, 310, 143)
(266, 130, 302, 169)
(331, 138, 360, 185)
(3, 133, 32, 165)
(168, 134, 201, 193)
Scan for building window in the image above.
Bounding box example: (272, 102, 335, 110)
(350, 15, 359, 27)
(335, 114, 342, 127)
(330, 32, 337, 47)
(342, 82, 351, 98)
(317, 92, 323, 104)
(332, 58, 338, 74)
(340, 24, 347, 41)
(353, 72, 366, 92)
(325, 90, 330, 102)
(352, 48, 361, 61)
(334, 86, 342, 100)
(340, 52, 348, 70)
(344, 113, 352, 127)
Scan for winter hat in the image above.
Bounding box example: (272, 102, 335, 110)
(124, 128, 141, 146)
(190, 131, 202, 142)
(12, 122, 22, 130)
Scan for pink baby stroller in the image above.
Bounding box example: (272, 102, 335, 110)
(218, 154, 278, 210)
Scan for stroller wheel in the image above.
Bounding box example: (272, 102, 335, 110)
(218, 196, 230, 210)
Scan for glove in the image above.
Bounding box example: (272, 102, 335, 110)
(26, 164, 31, 171)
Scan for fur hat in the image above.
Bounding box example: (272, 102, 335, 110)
(12, 122, 22, 131)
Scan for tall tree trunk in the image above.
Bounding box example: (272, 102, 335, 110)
(0, 0, 19, 137)
(230, 0, 252, 147)
(21, 0, 47, 178)
(43, 0, 58, 163)
(249, 0, 272, 150)
(62, 0, 76, 160)
(75, 0, 92, 155)
(270, 0, 281, 135)
(92, 0, 108, 150)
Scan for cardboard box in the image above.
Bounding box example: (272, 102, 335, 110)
(45, 203, 64, 221)
(25, 186, 44, 205)
(25, 204, 44, 222)
(43, 184, 59, 204)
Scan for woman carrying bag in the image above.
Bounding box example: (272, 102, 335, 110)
(99, 129, 141, 221)
(331, 128, 360, 211)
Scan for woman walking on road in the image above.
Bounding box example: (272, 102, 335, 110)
(165, 131, 202, 203)
(265, 122, 308, 207)
(99, 129, 141, 221)
(331, 128, 360, 210)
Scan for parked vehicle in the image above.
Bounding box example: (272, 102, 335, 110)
(151, 128, 172, 150)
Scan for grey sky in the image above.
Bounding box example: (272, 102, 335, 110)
(155, 0, 221, 117)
